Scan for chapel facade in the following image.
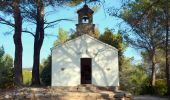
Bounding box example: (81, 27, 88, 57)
(51, 4, 119, 87)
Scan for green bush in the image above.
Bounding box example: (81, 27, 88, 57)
(0, 47, 14, 89)
(0, 58, 14, 89)
(154, 79, 167, 96)
(40, 56, 51, 86)
(141, 80, 152, 95)
(120, 63, 148, 95)
(23, 70, 32, 85)
(141, 79, 168, 96)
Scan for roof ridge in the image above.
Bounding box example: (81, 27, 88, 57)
(51, 34, 118, 51)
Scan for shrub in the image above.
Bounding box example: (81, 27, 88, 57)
(40, 56, 51, 86)
(141, 79, 168, 96)
(23, 70, 32, 85)
(154, 79, 167, 96)
(140, 78, 152, 95)
(120, 63, 148, 95)
(0, 53, 14, 89)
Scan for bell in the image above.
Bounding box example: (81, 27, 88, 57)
(83, 16, 89, 21)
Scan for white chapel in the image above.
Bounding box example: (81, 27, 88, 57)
(51, 4, 119, 87)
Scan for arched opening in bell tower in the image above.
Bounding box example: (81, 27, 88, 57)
(82, 16, 89, 23)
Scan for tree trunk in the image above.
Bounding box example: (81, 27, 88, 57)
(12, 0, 23, 86)
(165, 0, 170, 96)
(151, 50, 156, 87)
(31, 0, 44, 86)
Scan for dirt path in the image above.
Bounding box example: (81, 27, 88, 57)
(134, 95, 169, 100)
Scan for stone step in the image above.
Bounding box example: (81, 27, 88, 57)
(3, 87, 132, 100)
(77, 84, 97, 92)
(4, 91, 132, 100)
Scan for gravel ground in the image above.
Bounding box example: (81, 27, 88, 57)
(134, 95, 169, 100)
(1, 88, 169, 100)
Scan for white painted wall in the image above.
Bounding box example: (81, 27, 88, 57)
(51, 34, 119, 87)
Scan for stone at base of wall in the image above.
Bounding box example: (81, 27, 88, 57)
(51, 85, 119, 92)
(3, 87, 133, 100)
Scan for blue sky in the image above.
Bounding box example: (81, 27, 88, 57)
(0, 0, 142, 68)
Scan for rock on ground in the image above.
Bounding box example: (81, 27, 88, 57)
(134, 95, 169, 100)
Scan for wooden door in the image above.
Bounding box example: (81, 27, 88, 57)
(81, 58, 92, 84)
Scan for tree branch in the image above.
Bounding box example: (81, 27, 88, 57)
(44, 33, 57, 37)
(0, 1, 12, 6)
(0, 17, 15, 27)
(44, 18, 74, 29)
(44, 19, 74, 25)
(22, 30, 35, 37)
(138, 0, 161, 20)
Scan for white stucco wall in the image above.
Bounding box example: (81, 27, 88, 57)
(51, 34, 119, 87)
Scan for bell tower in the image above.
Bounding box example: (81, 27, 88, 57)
(76, 4, 95, 36)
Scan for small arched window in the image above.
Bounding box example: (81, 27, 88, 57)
(82, 16, 89, 23)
